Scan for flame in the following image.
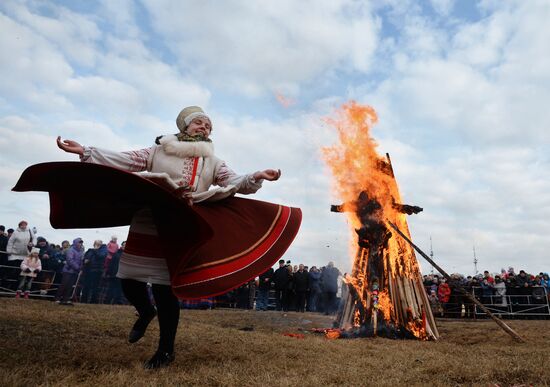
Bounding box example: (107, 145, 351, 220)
(377, 289, 392, 321)
(322, 101, 431, 340)
(325, 330, 342, 340)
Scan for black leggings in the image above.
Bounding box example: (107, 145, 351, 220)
(121, 279, 180, 354)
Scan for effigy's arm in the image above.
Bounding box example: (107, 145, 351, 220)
(330, 203, 350, 213)
(392, 203, 423, 215)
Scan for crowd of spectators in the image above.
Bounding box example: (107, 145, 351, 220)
(1, 221, 344, 314)
(0, 221, 126, 305)
(217, 259, 343, 314)
(423, 268, 550, 317)
(3, 221, 548, 318)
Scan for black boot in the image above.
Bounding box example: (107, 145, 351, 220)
(121, 279, 158, 344)
(142, 284, 180, 369)
(128, 307, 157, 343)
(143, 350, 175, 369)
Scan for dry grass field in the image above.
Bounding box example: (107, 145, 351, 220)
(0, 298, 549, 386)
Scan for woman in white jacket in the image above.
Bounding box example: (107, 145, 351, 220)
(493, 275, 507, 306)
(6, 221, 36, 290)
(6, 221, 36, 263)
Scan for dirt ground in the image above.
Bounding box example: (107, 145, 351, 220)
(0, 298, 549, 386)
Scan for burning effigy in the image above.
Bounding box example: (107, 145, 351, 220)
(322, 102, 439, 340)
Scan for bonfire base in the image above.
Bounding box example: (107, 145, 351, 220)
(338, 323, 419, 340)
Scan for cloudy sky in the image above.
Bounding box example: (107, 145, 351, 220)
(1, 0, 549, 276)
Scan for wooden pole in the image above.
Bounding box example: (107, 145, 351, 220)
(387, 220, 526, 343)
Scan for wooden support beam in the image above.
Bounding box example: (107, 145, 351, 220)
(387, 220, 526, 344)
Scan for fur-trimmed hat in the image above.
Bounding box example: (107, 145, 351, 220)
(30, 247, 40, 255)
(176, 106, 211, 133)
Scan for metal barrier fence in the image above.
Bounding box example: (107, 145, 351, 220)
(0, 264, 59, 299)
(473, 287, 550, 317)
(0, 264, 124, 304)
(425, 285, 550, 318)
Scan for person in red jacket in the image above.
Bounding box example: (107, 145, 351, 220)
(437, 279, 451, 317)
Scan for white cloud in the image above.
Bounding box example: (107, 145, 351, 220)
(429, 0, 455, 17)
(142, 0, 380, 96)
(97, 42, 211, 119)
(0, 1, 211, 134)
(2, 0, 101, 67)
(451, 12, 511, 67)
(0, 12, 73, 98)
(98, 0, 141, 39)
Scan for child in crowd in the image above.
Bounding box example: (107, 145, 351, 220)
(16, 247, 41, 299)
(428, 289, 443, 316)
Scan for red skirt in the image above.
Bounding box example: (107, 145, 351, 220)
(12, 162, 302, 299)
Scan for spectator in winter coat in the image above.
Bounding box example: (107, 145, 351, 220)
(493, 275, 507, 306)
(57, 238, 84, 305)
(505, 274, 517, 293)
(0, 225, 7, 262)
(6, 221, 36, 290)
(6, 221, 36, 264)
(428, 289, 443, 316)
(51, 240, 69, 286)
(321, 261, 340, 315)
(104, 236, 119, 272)
(540, 273, 550, 294)
(35, 237, 55, 270)
(293, 264, 309, 312)
(515, 270, 532, 288)
(104, 241, 126, 305)
(447, 274, 466, 318)
(256, 267, 273, 311)
(480, 279, 494, 304)
(308, 266, 322, 312)
(0, 225, 9, 288)
(464, 277, 479, 317)
(483, 270, 494, 285)
(514, 270, 532, 304)
(272, 259, 290, 311)
(437, 279, 451, 316)
(16, 248, 41, 299)
(285, 264, 295, 311)
(81, 240, 108, 304)
(36, 236, 56, 294)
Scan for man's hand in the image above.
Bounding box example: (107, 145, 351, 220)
(253, 169, 281, 181)
(57, 136, 84, 156)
